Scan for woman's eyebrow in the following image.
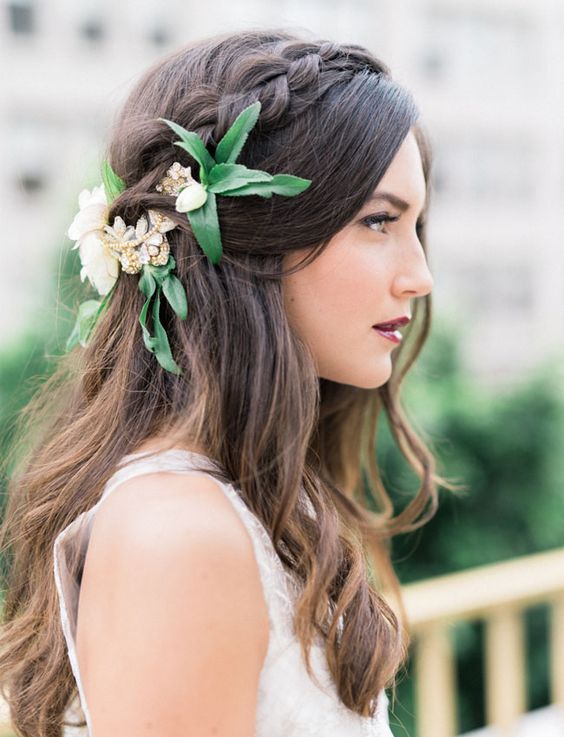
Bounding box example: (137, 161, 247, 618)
(367, 191, 426, 218)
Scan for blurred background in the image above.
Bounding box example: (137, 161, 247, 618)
(0, 1, 563, 736)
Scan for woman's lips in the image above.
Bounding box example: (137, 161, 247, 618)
(372, 315, 410, 344)
(372, 326, 402, 344)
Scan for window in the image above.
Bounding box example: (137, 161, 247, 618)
(432, 133, 536, 203)
(10, 117, 56, 197)
(7, 0, 35, 35)
(78, 16, 105, 42)
(18, 170, 45, 194)
(148, 24, 171, 47)
(419, 6, 536, 89)
(456, 261, 534, 317)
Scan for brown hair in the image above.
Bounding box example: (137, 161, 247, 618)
(0, 27, 452, 736)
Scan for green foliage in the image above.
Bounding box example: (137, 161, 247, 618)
(206, 163, 274, 192)
(382, 325, 564, 580)
(159, 117, 216, 182)
(220, 173, 312, 198)
(214, 100, 261, 165)
(100, 159, 126, 202)
(65, 294, 111, 352)
(159, 103, 312, 264)
(384, 324, 564, 736)
(137, 255, 188, 375)
(186, 191, 223, 265)
(0, 241, 77, 478)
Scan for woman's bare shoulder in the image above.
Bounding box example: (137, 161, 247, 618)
(91, 469, 250, 548)
(82, 469, 267, 603)
(76, 469, 270, 734)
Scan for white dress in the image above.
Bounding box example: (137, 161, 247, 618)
(53, 448, 393, 736)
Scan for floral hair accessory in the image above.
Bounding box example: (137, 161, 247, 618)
(156, 100, 312, 264)
(65, 161, 187, 375)
(65, 101, 312, 377)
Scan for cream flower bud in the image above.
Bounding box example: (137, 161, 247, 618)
(175, 182, 208, 212)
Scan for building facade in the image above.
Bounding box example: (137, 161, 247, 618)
(1, 0, 562, 384)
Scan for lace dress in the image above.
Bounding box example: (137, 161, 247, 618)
(53, 449, 393, 736)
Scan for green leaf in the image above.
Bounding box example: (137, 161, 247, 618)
(65, 285, 116, 352)
(207, 163, 273, 194)
(150, 255, 177, 285)
(158, 118, 216, 178)
(138, 267, 157, 301)
(186, 191, 223, 264)
(151, 288, 182, 374)
(138, 284, 181, 375)
(139, 271, 157, 350)
(101, 160, 126, 203)
(214, 101, 261, 165)
(221, 173, 312, 198)
(139, 300, 157, 350)
(65, 300, 101, 351)
(172, 144, 209, 186)
(65, 322, 80, 352)
(162, 273, 188, 320)
(139, 290, 163, 353)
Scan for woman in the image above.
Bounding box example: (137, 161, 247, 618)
(0, 26, 449, 737)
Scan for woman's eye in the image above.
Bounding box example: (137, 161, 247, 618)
(362, 213, 400, 233)
(362, 213, 426, 239)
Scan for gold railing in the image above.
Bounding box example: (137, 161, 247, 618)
(0, 699, 11, 737)
(401, 547, 564, 737)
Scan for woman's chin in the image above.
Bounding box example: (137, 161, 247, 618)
(353, 355, 394, 389)
(320, 357, 393, 389)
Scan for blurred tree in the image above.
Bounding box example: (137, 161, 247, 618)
(0, 231, 79, 608)
(382, 323, 564, 735)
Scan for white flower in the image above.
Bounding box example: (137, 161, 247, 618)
(67, 185, 108, 241)
(67, 184, 119, 295)
(78, 232, 120, 295)
(175, 182, 208, 212)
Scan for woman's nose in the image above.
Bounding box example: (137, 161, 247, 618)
(392, 243, 434, 298)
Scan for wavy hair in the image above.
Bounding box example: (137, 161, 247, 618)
(0, 27, 452, 737)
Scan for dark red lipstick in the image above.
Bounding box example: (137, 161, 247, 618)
(372, 316, 410, 344)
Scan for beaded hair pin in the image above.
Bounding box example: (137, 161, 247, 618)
(65, 101, 312, 375)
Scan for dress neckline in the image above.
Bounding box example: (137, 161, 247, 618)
(122, 447, 209, 460)
(119, 447, 221, 470)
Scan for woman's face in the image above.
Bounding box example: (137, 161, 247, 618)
(282, 128, 433, 389)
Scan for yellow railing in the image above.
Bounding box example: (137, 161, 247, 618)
(0, 699, 11, 737)
(401, 547, 564, 737)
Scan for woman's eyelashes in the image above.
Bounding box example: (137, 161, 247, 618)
(362, 212, 425, 238)
(362, 213, 400, 233)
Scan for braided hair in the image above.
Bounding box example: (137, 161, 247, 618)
(1, 28, 444, 737)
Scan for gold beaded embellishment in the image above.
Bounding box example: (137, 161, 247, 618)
(155, 161, 194, 196)
(102, 209, 177, 275)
